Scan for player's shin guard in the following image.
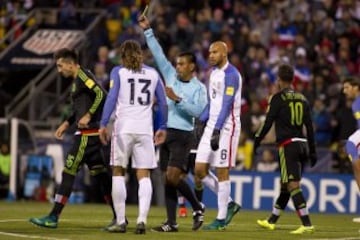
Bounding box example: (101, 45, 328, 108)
(268, 189, 290, 223)
(290, 188, 312, 226)
(50, 172, 75, 217)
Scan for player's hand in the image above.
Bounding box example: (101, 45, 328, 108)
(154, 129, 166, 146)
(78, 112, 91, 129)
(99, 127, 109, 145)
(309, 152, 317, 167)
(253, 137, 261, 155)
(54, 121, 69, 140)
(210, 129, 220, 151)
(138, 15, 150, 30)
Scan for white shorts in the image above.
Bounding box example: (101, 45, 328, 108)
(196, 126, 240, 168)
(110, 133, 157, 169)
(348, 129, 360, 146)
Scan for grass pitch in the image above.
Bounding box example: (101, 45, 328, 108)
(0, 201, 359, 240)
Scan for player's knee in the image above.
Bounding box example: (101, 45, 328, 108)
(287, 181, 300, 192)
(166, 172, 180, 186)
(346, 140, 358, 162)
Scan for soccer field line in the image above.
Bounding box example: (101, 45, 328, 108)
(305, 237, 360, 240)
(0, 231, 71, 240)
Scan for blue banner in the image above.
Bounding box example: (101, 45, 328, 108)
(198, 171, 359, 214)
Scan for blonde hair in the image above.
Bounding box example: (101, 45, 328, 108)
(119, 40, 143, 72)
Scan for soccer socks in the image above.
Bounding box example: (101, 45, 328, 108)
(93, 171, 116, 219)
(112, 176, 127, 224)
(177, 179, 202, 211)
(50, 172, 75, 217)
(165, 183, 178, 225)
(194, 187, 203, 202)
(217, 180, 230, 220)
(268, 190, 290, 223)
(202, 172, 218, 193)
(137, 177, 152, 224)
(202, 172, 233, 203)
(290, 188, 312, 226)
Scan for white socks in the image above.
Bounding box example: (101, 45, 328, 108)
(202, 171, 233, 203)
(137, 177, 152, 224)
(112, 176, 126, 224)
(217, 180, 230, 220)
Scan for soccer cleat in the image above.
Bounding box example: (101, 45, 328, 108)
(225, 201, 241, 225)
(178, 206, 187, 217)
(203, 219, 226, 231)
(192, 203, 205, 231)
(135, 222, 146, 234)
(151, 223, 179, 232)
(105, 222, 127, 233)
(29, 215, 58, 229)
(102, 217, 129, 231)
(257, 219, 275, 230)
(290, 225, 314, 234)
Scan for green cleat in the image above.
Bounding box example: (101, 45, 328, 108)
(203, 219, 226, 231)
(290, 225, 314, 234)
(257, 219, 275, 230)
(225, 201, 241, 225)
(105, 222, 127, 233)
(29, 215, 58, 229)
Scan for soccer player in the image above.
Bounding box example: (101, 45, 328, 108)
(343, 77, 360, 191)
(29, 48, 116, 228)
(180, 119, 241, 223)
(138, 15, 207, 232)
(194, 41, 242, 231)
(99, 40, 167, 234)
(254, 64, 317, 234)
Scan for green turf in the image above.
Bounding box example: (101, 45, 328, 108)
(0, 201, 359, 240)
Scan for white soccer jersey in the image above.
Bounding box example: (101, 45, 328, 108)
(207, 62, 242, 131)
(196, 62, 242, 168)
(103, 65, 166, 135)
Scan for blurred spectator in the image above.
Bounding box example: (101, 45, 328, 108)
(256, 148, 279, 172)
(95, 45, 114, 74)
(312, 97, 333, 146)
(94, 62, 109, 91)
(235, 130, 253, 170)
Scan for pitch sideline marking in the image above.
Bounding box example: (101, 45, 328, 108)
(0, 231, 70, 240)
(305, 238, 360, 240)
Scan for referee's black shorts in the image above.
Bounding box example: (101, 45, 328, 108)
(159, 128, 195, 173)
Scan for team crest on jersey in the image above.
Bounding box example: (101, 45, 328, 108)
(355, 112, 360, 119)
(85, 79, 95, 89)
(23, 29, 84, 55)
